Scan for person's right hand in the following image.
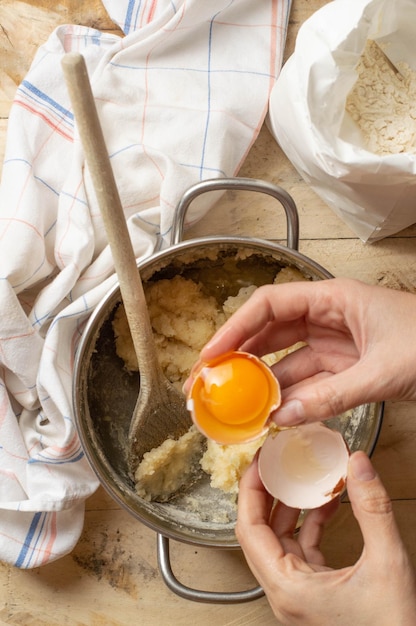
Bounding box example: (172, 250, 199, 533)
(188, 278, 416, 426)
(236, 451, 416, 625)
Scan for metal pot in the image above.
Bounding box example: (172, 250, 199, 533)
(73, 178, 383, 603)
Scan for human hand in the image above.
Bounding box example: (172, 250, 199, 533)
(186, 278, 416, 426)
(236, 451, 416, 625)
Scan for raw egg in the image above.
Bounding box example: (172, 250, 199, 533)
(187, 351, 281, 444)
(258, 422, 349, 509)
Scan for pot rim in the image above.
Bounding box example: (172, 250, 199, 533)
(73, 234, 383, 549)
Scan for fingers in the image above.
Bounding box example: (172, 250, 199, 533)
(272, 362, 385, 426)
(271, 342, 359, 390)
(199, 281, 322, 361)
(185, 277, 416, 425)
(237, 459, 334, 581)
(269, 498, 340, 566)
(297, 498, 340, 566)
(236, 459, 286, 582)
(347, 452, 404, 564)
(236, 458, 279, 550)
(268, 500, 302, 558)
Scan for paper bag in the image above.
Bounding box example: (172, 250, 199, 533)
(268, 0, 416, 242)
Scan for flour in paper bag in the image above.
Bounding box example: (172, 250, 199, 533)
(269, 0, 416, 241)
(346, 40, 416, 155)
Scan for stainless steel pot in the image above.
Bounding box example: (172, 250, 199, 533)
(73, 178, 383, 604)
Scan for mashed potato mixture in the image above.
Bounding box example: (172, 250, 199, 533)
(113, 274, 226, 389)
(113, 265, 306, 502)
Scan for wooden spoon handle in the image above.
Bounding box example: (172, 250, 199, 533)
(61, 52, 158, 378)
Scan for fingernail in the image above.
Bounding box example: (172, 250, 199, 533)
(273, 399, 305, 426)
(350, 452, 376, 482)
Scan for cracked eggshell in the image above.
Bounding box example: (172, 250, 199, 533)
(258, 422, 349, 509)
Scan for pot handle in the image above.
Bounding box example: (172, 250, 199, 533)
(157, 533, 264, 604)
(170, 177, 299, 250)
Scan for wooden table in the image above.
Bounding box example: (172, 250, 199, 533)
(1, 2, 416, 624)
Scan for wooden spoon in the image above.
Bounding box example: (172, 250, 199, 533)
(61, 52, 192, 475)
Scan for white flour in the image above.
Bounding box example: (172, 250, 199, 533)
(346, 40, 416, 155)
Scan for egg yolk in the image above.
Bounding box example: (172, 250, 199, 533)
(197, 354, 271, 425)
(188, 351, 281, 444)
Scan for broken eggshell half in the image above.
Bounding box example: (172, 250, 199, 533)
(258, 422, 350, 509)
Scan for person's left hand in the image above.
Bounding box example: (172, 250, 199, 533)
(236, 451, 416, 625)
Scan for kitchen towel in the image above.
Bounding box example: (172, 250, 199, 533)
(0, 0, 291, 567)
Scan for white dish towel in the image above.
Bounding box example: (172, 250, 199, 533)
(0, 0, 291, 567)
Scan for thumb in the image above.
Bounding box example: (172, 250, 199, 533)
(273, 365, 384, 426)
(347, 451, 403, 562)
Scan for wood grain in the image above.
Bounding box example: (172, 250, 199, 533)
(1, 1, 416, 624)
(0, 0, 120, 116)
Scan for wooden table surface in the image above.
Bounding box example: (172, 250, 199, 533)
(1, 2, 416, 624)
